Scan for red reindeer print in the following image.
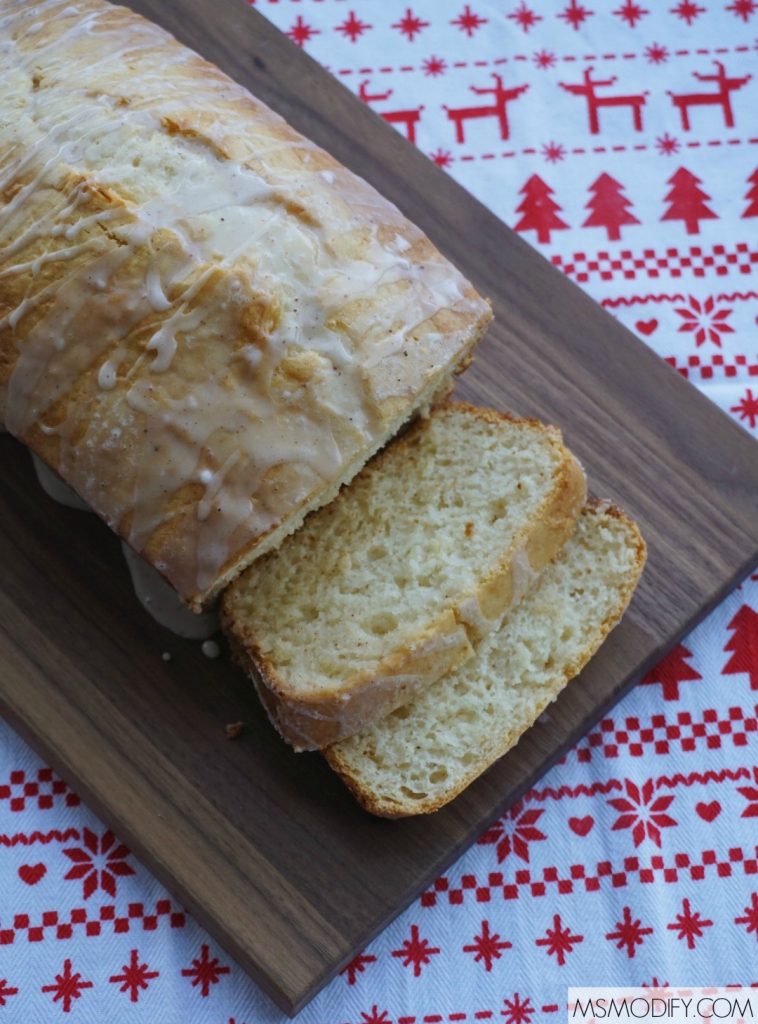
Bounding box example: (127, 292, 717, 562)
(583, 174, 640, 240)
(559, 67, 647, 135)
(668, 61, 752, 130)
(444, 74, 528, 144)
(359, 81, 424, 144)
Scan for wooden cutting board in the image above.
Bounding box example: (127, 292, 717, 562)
(1, 0, 757, 1015)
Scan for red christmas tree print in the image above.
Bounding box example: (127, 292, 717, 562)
(478, 801, 546, 862)
(181, 945, 230, 997)
(463, 919, 512, 970)
(583, 174, 640, 240)
(514, 176, 569, 244)
(640, 643, 701, 700)
(391, 924, 440, 976)
(606, 906, 653, 957)
(742, 168, 758, 217)
(724, 605, 758, 690)
(109, 950, 159, 1003)
(662, 168, 717, 234)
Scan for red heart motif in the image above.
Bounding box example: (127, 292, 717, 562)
(18, 863, 46, 885)
(568, 815, 594, 837)
(636, 318, 658, 337)
(695, 800, 721, 822)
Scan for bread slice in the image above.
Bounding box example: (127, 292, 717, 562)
(222, 403, 587, 750)
(325, 501, 645, 816)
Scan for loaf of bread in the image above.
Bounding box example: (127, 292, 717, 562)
(0, 0, 491, 609)
(326, 501, 646, 816)
(222, 404, 587, 749)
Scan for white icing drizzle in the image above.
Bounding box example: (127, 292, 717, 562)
(32, 452, 89, 509)
(121, 542, 219, 639)
(0, 0, 486, 604)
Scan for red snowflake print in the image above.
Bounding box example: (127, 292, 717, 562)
(614, 0, 650, 26)
(0, 979, 18, 1007)
(422, 55, 447, 76)
(336, 11, 372, 43)
(608, 779, 677, 848)
(732, 388, 758, 429)
(62, 827, 135, 899)
(675, 295, 734, 347)
(536, 914, 584, 965)
(735, 892, 758, 938)
(430, 148, 453, 167)
(727, 0, 757, 20)
(41, 959, 93, 1014)
(667, 898, 713, 949)
(451, 4, 489, 36)
(559, 0, 595, 30)
(671, 0, 706, 24)
(287, 15, 320, 47)
(606, 906, 654, 958)
(391, 924, 440, 977)
(542, 141, 566, 163)
(392, 9, 430, 41)
(360, 1009, 391, 1024)
(645, 42, 669, 63)
(640, 642, 701, 700)
(738, 767, 758, 817)
(502, 993, 536, 1024)
(479, 802, 547, 863)
(109, 949, 159, 1003)
(340, 951, 377, 985)
(656, 132, 680, 156)
(508, 2, 543, 32)
(534, 48, 557, 69)
(181, 944, 230, 997)
(463, 919, 512, 970)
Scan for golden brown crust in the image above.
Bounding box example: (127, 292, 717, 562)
(222, 403, 588, 750)
(0, 0, 491, 609)
(325, 501, 647, 816)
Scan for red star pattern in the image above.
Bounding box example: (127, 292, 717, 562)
(558, 0, 595, 29)
(0, 979, 18, 1007)
(109, 949, 159, 1003)
(731, 388, 758, 428)
(670, 1, 706, 24)
(391, 924, 440, 977)
(609, 779, 677, 847)
(430, 148, 453, 167)
(422, 55, 447, 76)
(462, 919, 512, 970)
(286, 15, 320, 47)
(645, 42, 670, 63)
(180, 945, 230, 997)
(727, 0, 757, 20)
(451, 4, 489, 36)
(360, 1009, 391, 1024)
(62, 827, 135, 899)
(508, 2, 543, 32)
(502, 993, 536, 1024)
(478, 802, 547, 863)
(614, 0, 650, 26)
(734, 892, 758, 937)
(336, 11, 372, 43)
(656, 132, 680, 156)
(536, 914, 584, 965)
(606, 906, 654, 958)
(542, 141, 566, 163)
(667, 898, 713, 949)
(392, 9, 430, 41)
(675, 295, 734, 347)
(41, 959, 93, 1013)
(534, 48, 557, 69)
(340, 951, 377, 985)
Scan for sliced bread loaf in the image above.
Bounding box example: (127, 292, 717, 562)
(325, 501, 646, 816)
(222, 403, 586, 750)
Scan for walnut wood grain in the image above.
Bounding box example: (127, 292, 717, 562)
(1, 0, 756, 1015)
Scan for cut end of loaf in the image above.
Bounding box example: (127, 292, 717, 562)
(325, 500, 646, 817)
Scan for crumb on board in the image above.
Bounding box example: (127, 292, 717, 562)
(225, 721, 244, 740)
(464, 521, 473, 537)
(161, 651, 172, 662)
